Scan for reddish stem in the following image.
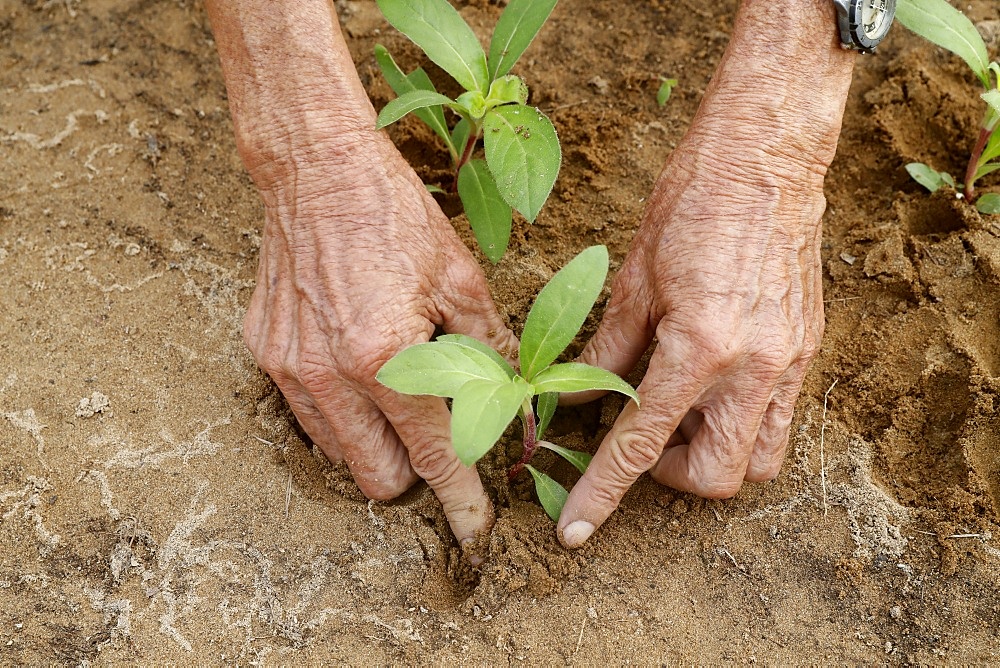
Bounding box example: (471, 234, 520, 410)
(451, 129, 480, 193)
(507, 409, 537, 480)
(964, 126, 993, 200)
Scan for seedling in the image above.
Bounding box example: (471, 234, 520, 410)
(373, 0, 562, 263)
(656, 77, 678, 108)
(376, 245, 639, 520)
(897, 0, 1000, 214)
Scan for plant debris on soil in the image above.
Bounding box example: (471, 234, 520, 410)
(1, 0, 999, 663)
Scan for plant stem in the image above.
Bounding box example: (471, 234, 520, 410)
(451, 125, 481, 193)
(964, 125, 993, 199)
(508, 400, 537, 480)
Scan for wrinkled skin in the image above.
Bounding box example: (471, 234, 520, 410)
(242, 133, 517, 554)
(557, 130, 830, 547)
(552, 0, 856, 548)
(208, 0, 856, 557)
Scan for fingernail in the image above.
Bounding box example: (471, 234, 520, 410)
(461, 537, 485, 568)
(561, 520, 595, 548)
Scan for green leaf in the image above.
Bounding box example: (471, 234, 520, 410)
(940, 171, 956, 188)
(525, 465, 568, 521)
(974, 162, 1000, 181)
(451, 378, 531, 466)
(530, 362, 639, 405)
(656, 78, 677, 107)
(483, 104, 561, 222)
(488, 0, 559, 80)
(455, 90, 488, 119)
(435, 334, 516, 379)
(487, 75, 529, 106)
(374, 45, 454, 154)
(376, 341, 512, 397)
(896, 0, 990, 87)
(905, 162, 950, 192)
(980, 130, 1000, 165)
(520, 245, 609, 380)
(376, 0, 490, 92)
(538, 441, 592, 475)
(425, 183, 446, 194)
(983, 89, 1000, 117)
(535, 392, 558, 440)
(977, 193, 1000, 214)
(458, 160, 513, 264)
(377, 89, 455, 130)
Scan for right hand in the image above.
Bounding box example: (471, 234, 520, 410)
(243, 130, 518, 555)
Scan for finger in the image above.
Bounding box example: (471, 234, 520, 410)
(744, 374, 805, 482)
(310, 382, 419, 501)
(651, 391, 771, 498)
(373, 389, 494, 554)
(556, 331, 702, 548)
(435, 260, 520, 360)
(665, 409, 705, 447)
(563, 259, 655, 406)
(272, 375, 345, 462)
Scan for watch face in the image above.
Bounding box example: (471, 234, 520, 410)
(860, 0, 893, 41)
(847, 0, 896, 52)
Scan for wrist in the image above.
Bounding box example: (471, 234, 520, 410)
(207, 0, 382, 194)
(688, 0, 856, 180)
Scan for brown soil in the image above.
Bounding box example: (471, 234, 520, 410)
(2, 0, 1000, 663)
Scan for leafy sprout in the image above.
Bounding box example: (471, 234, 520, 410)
(373, 0, 562, 263)
(377, 245, 639, 520)
(897, 0, 1000, 213)
(656, 77, 678, 107)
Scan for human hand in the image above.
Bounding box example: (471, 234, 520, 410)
(555, 0, 856, 548)
(243, 132, 517, 555)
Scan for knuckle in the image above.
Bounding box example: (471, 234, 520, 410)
(752, 462, 783, 482)
(690, 477, 743, 499)
(669, 318, 742, 371)
(407, 442, 461, 485)
(257, 348, 287, 378)
(343, 335, 400, 384)
(750, 335, 797, 373)
(340, 317, 425, 384)
(608, 432, 664, 479)
(242, 312, 259, 355)
(584, 478, 628, 512)
(350, 458, 416, 502)
(447, 260, 489, 297)
(800, 335, 821, 363)
(356, 477, 408, 502)
(295, 355, 335, 392)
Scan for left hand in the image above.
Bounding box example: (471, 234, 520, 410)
(557, 126, 828, 547)
(554, 0, 855, 550)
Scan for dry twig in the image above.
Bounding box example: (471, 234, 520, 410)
(820, 379, 838, 517)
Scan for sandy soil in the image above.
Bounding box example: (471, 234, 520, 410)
(2, 0, 999, 663)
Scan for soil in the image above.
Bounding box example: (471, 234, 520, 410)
(2, 0, 1000, 663)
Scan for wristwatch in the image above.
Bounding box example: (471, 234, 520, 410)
(832, 0, 896, 54)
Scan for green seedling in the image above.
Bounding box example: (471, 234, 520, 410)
(897, 0, 1000, 214)
(373, 0, 562, 263)
(656, 77, 678, 107)
(376, 245, 639, 521)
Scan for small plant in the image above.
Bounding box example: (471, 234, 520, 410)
(376, 245, 639, 520)
(897, 0, 1000, 214)
(656, 77, 678, 108)
(373, 0, 562, 262)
